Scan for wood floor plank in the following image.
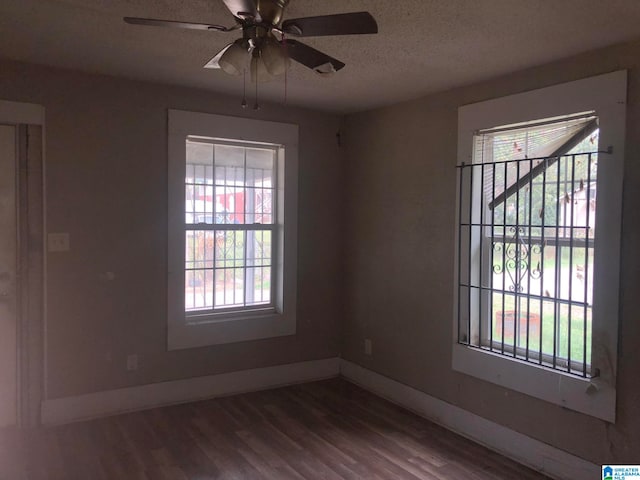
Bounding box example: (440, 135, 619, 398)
(0, 378, 552, 479)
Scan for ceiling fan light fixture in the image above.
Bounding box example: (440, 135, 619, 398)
(219, 40, 250, 76)
(124, 3, 379, 90)
(261, 39, 290, 77)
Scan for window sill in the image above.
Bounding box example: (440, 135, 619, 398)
(186, 306, 277, 324)
(452, 343, 615, 422)
(168, 308, 296, 350)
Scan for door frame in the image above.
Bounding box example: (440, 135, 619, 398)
(0, 99, 45, 427)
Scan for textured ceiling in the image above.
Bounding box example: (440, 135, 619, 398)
(2, 0, 640, 113)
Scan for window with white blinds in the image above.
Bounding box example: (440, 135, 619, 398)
(453, 71, 626, 421)
(457, 113, 600, 377)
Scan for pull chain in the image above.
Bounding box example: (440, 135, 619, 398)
(283, 34, 288, 105)
(253, 55, 260, 110)
(241, 69, 247, 108)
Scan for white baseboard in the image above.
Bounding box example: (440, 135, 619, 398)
(339, 359, 599, 480)
(41, 357, 340, 425)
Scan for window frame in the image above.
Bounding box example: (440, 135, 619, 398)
(453, 71, 627, 422)
(184, 137, 279, 315)
(167, 110, 298, 350)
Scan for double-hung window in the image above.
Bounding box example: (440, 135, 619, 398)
(185, 138, 277, 313)
(168, 111, 298, 350)
(453, 71, 626, 422)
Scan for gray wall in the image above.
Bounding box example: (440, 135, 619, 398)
(2, 35, 639, 466)
(0, 60, 344, 399)
(342, 39, 640, 464)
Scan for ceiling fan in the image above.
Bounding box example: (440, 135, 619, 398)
(124, 0, 378, 82)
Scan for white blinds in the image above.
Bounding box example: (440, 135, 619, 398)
(474, 113, 597, 204)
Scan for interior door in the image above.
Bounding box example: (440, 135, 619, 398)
(0, 124, 17, 427)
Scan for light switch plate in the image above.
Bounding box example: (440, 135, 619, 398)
(48, 233, 70, 252)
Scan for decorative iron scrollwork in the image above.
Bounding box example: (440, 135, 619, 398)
(494, 227, 543, 292)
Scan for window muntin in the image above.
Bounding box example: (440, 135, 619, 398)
(457, 115, 602, 377)
(184, 137, 278, 314)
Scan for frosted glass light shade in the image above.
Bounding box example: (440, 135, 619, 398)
(250, 55, 275, 83)
(219, 41, 249, 76)
(261, 39, 290, 77)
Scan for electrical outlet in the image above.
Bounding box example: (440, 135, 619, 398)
(48, 233, 70, 252)
(126, 354, 138, 371)
(364, 339, 373, 356)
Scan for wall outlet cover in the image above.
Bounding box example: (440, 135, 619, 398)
(126, 354, 138, 371)
(47, 233, 70, 252)
(365, 339, 373, 356)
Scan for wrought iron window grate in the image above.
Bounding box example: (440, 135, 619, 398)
(456, 151, 605, 378)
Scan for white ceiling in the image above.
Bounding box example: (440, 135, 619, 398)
(2, 0, 640, 113)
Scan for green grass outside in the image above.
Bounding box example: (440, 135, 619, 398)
(490, 294, 592, 365)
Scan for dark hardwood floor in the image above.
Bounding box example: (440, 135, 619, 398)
(0, 378, 551, 479)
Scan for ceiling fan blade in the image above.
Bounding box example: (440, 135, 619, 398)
(284, 39, 345, 74)
(203, 43, 234, 69)
(282, 12, 378, 37)
(220, 0, 259, 21)
(124, 17, 229, 31)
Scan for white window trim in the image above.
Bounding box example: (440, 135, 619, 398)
(453, 71, 627, 422)
(167, 110, 298, 350)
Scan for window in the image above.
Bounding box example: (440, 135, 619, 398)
(168, 111, 298, 350)
(185, 139, 277, 313)
(454, 71, 626, 422)
(458, 113, 600, 377)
